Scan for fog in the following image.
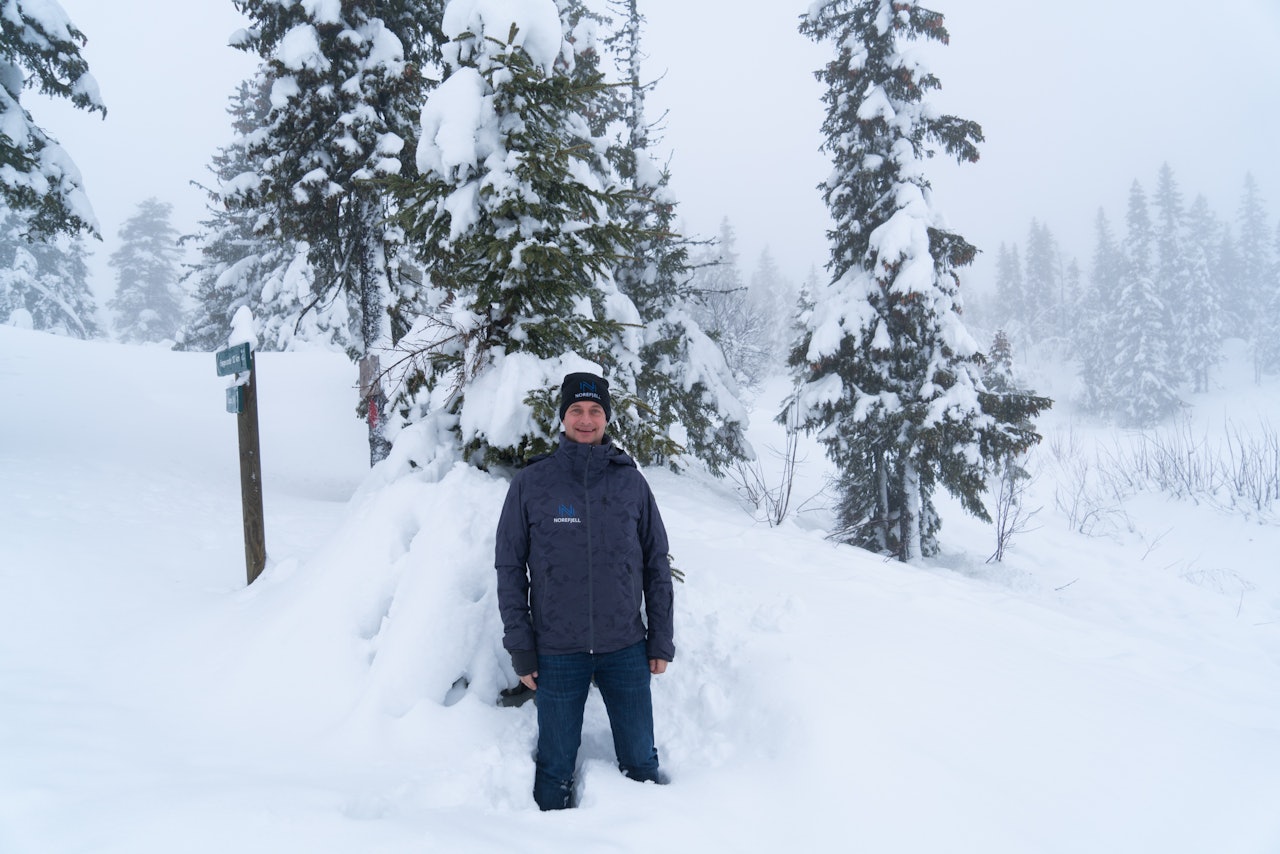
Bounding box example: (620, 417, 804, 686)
(30, 0, 1280, 301)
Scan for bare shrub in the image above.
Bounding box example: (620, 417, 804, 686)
(1044, 429, 1131, 536)
(1113, 418, 1279, 520)
(1044, 418, 1279, 533)
(988, 455, 1041, 562)
(730, 397, 802, 527)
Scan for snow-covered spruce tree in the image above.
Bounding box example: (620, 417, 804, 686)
(1111, 180, 1181, 426)
(391, 0, 679, 471)
(992, 241, 1023, 337)
(983, 328, 1015, 394)
(1075, 209, 1123, 415)
(227, 0, 442, 464)
(0, 202, 100, 336)
(1266, 219, 1280, 374)
(1023, 218, 1062, 344)
(980, 327, 1048, 441)
(689, 219, 775, 389)
(601, 0, 749, 473)
(980, 327, 1043, 562)
(1216, 224, 1241, 333)
(1153, 163, 1193, 386)
(178, 75, 310, 353)
(1236, 173, 1272, 383)
(1061, 256, 1082, 345)
(1182, 194, 1223, 392)
(748, 247, 799, 365)
(792, 0, 1049, 561)
(106, 198, 183, 344)
(0, 0, 104, 238)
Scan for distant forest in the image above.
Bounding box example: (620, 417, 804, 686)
(964, 167, 1278, 425)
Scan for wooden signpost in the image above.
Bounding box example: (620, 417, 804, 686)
(216, 342, 266, 585)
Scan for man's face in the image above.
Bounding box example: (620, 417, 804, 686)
(563, 401, 607, 445)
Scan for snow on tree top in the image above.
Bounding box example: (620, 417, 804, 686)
(441, 0, 563, 74)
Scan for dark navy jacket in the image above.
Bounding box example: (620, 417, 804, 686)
(495, 434, 675, 676)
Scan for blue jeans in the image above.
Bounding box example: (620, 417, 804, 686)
(532, 641, 660, 810)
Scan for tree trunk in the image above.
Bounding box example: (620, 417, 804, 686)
(360, 353, 391, 466)
(355, 195, 392, 466)
(902, 460, 922, 562)
(875, 450, 890, 554)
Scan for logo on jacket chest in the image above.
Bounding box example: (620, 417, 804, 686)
(553, 503, 582, 524)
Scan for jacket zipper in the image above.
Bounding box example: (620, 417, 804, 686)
(583, 445, 594, 654)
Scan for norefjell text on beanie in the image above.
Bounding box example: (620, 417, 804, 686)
(558, 373, 611, 422)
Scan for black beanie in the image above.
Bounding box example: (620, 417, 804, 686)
(558, 372, 611, 422)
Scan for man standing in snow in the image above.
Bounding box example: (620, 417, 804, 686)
(495, 372, 675, 810)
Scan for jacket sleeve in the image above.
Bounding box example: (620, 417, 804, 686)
(639, 479, 675, 661)
(495, 475, 537, 673)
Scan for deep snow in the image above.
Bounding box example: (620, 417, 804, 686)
(2, 325, 1279, 853)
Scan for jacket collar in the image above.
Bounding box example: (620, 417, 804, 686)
(556, 433, 637, 472)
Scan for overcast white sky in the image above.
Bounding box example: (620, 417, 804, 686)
(33, 0, 1280, 301)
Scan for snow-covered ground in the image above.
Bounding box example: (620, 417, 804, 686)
(2, 325, 1279, 853)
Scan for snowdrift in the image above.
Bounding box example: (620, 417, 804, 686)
(2, 325, 1279, 853)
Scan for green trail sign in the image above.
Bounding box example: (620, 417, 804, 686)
(215, 342, 252, 376)
(214, 342, 266, 585)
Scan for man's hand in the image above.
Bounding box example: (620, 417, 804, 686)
(649, 659, 668, 675)
(520, 672, 538, 690)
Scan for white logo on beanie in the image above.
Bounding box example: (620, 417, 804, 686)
(559, 373, 611, 421)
